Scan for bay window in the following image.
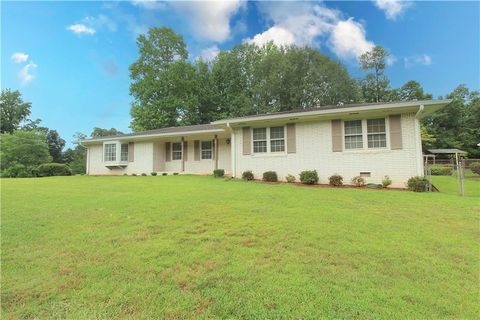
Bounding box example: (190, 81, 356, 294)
(104, 143, 116, 162)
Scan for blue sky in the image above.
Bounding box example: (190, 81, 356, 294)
(2, 1, 479, 146)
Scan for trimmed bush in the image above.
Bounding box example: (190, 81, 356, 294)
(37, 163, 72, 177)
(262, 171, 278, 182)
(351, 176, 366, 187)
(382, 175, 392, 188)
(407, 176, 430, 192)
(299, 170, 319, 185)
(173, 172, 179, 175)
(285, 174, 296, 183)
(151, 172, 157, 176)
(2, 164, 32, 178)
(242, 170, 254, 181)
(430, 165, 453, 176)
(213, 169, 225, 178)
(470, 162, 480, 175)
(329, 174, 343, 186)
(132, 173, 137, 176)
(141, 173, 147, 176)
(162, 172, 168, 176)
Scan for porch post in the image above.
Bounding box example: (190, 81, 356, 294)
(214, 134, 218, 170)
(181, 136, 185, 172)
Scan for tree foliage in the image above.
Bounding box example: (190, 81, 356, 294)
(0, 89, 32, 133)
(46, 129, 66, 163)
(91, 127, 124, 138)
(359, 46, 390, 103)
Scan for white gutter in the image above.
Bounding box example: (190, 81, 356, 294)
(227, 122, 236, 178)
(81, 128, 225, 144)
(414, 104, 425, 176)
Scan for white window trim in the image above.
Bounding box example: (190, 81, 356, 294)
(251, 126, 287, 155)
(342, 117, 390, 152)
(103, 141, 128, 164)
(171, 142, 183, 161)
(201, 140, 213, 160)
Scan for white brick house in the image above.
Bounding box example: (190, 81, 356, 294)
(81, 100, 450, 188)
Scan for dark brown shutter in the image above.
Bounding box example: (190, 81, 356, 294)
(389, 115, 403, 150)
(242, 127, 251, 155)
(165, 142, 171, 162)
(183, 141, 188, 161)
(286, 123, 296, 153)
(128, 142, 134, 162)
(331, 119, 342, 152)
(194, 140, 200, 161)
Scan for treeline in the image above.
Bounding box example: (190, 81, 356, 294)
(129, 27, 479, 156)
(0, 89, 127, 177)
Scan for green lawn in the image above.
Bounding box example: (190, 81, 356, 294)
(432, 170, 480, 197)
(2, 176, 479, 319)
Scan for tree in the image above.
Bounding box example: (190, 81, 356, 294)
(91, 127, 124, 138)
(0, 130, 52, 172)
(129, 27, 193, 131)
(0, 89, 32, 133)
(46, 129, 66, 163)
(389, 80, 433, 101)
(359, 46, 390, 102)
(63, 132, 87, 174)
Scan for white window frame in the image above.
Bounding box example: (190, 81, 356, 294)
(342, 118, 389, 151)
(120, 143, 129, 162)
(201, 140, 213, 160)
(344, 120, 363, 150)
(252, 127, 268, 153)
(172, 142, 182, 160)
(251, 126, 286, 155)
(104, 143, 117, 162)
(367, 118, 387, 149)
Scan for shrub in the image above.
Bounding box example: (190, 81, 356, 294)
(351, 176, 366, 187)
(328, 174, 343, 186)
(213, 169, 225, 178)
(470, 162, 480, 175)
(123, 173, 128, 176)
(37, 163, 72, 177)
(407, 176, 430, 192)
(151, 172, 157, 176)
(2, 164, 32, 178)
(242, 170, 254, 181)
(299, 170, 319, 185)
(162, 172, 168, 176)
(430, 165, 453, 176)
(262, 171, 278, 182)
(382, 175, 392, 188)
(132, 173, 137, 176)
(141, 173, 147, 176)
(173, 172, 179, 175)
(285, 174, 296, 183)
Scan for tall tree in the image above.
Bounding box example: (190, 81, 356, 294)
(389, 80, 433, 101)
(91, 127, 124, 137)
(0, 89, 32, 133)
(359, 46, 390, 102)
(46, 129, 66, 163)
(63, 132, 87, 174)
(129, 27, 194, 131)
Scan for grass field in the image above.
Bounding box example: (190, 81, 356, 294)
(2, 176, 479, 319)
(431, 169, 480, 197)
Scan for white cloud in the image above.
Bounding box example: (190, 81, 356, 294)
(131, 0, 166, 10)
(67, 24, 96, 35)
(386, 54, 398, 66)
(19, 62, 37, 85)
(330, 19, 374, 59)
(373, 0, 412, 20)
(199, 45, 221, 62)
(84, 14, 117, 32)
(11, 52, 29, 63)
(246, 2, 375, 60)
(404, 54, 432, 68)
(171, 1, 245, 42)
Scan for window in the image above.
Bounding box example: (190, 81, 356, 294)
(201, 141, 212, 159)
(104, 143, 116, 162)
(270, 126, 285, 152)
(253, 128, 267, 153)
(367, 118, 387, 148)
(172, 142, 182, 160)
(344, 120, 363, 149)
(121, 143, 129, 162)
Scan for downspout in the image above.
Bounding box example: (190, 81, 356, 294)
(227, 122, 236, 178)
(414, 105, 425, 176)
